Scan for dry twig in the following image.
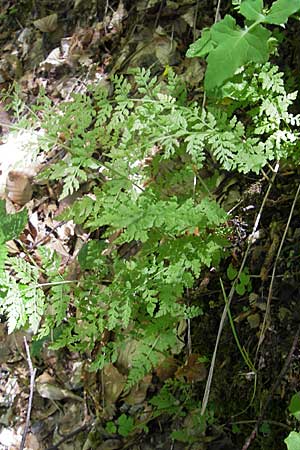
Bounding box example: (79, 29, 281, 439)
(20, 337, 37, 450)
(45, 421, 94, 450)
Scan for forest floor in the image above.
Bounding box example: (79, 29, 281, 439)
(0, 1, 300, 449)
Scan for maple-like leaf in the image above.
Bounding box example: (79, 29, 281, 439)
(187, 0, 300, 92)
(240, 0, 300, 24)
(239, 0, 265, 21)
(186, 28, 215, 58)
(284, 431, 300, 450)
(205, 15, 270, 91)
(264, 0, 300, 25)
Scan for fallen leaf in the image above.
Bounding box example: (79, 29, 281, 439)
(156, 356, 178, 381)
(122, 374, 152, 405)
(36, 372, 83, 401)
(33, 14, 58, 33)
(175, 354, 207, 383)
(103, 364, 126, 405)
(6, 170, 33, 205)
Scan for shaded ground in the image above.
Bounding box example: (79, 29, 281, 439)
(0, 1, 300, 449)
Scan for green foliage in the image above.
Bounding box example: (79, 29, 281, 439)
(150, 379, 214, 443)
(0, 257, 45, 334)
(227, 263, 252, 295)
(3, 37, 300, 389)
(28, 68, 232, 385)
(187, 0, 300, 92)
(36, 248, 71, 338)
(150, 378, 199, 419)
(0, 5, 299, 448)
(217, 62, 300, 168)
(4, 59, 298, 386)
(285, 431, 300, 450)
(117, 414, 135, 437)
(0, 201, 32, 331)
(106, 414, 138, 438)
(285, 394, 300, 449)
(289, 393, 300, 421)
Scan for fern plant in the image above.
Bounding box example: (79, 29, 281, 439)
(3, 51, 300, 386)
(0, 200, 35, 332)
(26, 68, 232, 386)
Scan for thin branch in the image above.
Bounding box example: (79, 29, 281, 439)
(20, 338, 37, 450)
(45, 421, 94, 450)
(29, 220, 66, 250)
(214, 0, 222, 23)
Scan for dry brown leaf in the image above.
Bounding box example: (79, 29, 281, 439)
(122, 374, 152, 405)
(36, 372, 83, 401)
(33, 14, 58, 33)
(6, 170, 33, 205)
(156, 356, 178, 381)
(175, 354, 207, 383)
(103, 364, 126, 406)
(25, 433, 41, 450)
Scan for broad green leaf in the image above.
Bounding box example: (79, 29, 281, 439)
(240, 0, 265, 21)
(117, 414, 134, 437)
(259, 422, 271, 434)
(227, 263, 238, 281)
(205, 15, 270, 91)
(285, 431, 300, 450)
(235, 282, 246, 296)
(289, 393, 300, 420)
(264, 0, 300, 25)
(0, 200, 27, 243)
(186, 29, 215, 58)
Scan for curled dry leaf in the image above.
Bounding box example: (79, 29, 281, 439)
(175, 354, 207, 383)
(36, 372, 83, 401)
(6, 170, 33, 205)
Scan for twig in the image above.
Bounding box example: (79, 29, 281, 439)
(242, 324, 300, 450)
(214, 0, 222, 23)
(20, 338, 37, 450)
(45, 421, 94, 450)
(200, 162, 279, 416)
(28, 220, 66, 250)
(154, 0, 164, 29)
(229, 419, 291, 431)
